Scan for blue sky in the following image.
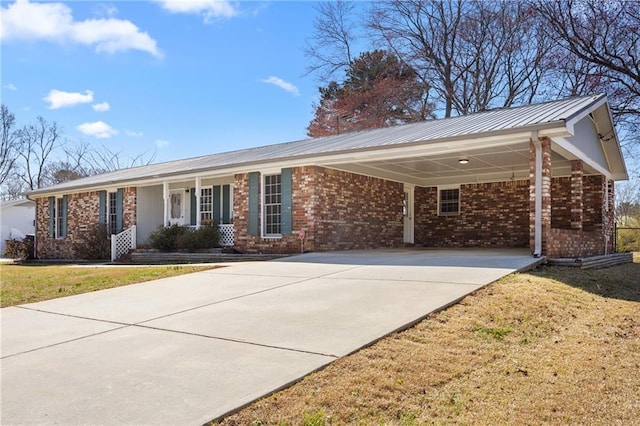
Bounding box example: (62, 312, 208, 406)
(1, 0, 334, 164)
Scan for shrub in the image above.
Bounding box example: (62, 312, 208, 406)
(4, 236, 34, 260)
(72, 223, 111, 260)
(148, 224, 185, 251)
(148, 223, 220, 252)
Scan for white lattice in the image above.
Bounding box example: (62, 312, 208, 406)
(111, 225, 137, 261)
(218, 224, 234, 247)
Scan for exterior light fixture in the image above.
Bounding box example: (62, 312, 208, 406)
(459, 158, 469, 165)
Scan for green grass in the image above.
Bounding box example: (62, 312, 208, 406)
(0, 264, 220, 307)
(218, 254, 640, 425)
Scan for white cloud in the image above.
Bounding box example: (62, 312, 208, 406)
(92, 102, 110, 112)
(4, 83, 18, 91)
(262, 76, 300, 96)
(125, 130, 143, 137)
(156, 0, 237, 22)
(0, 0, 162, 58)
(44, 89, 94, 109)
(93, 3, 118, 18)
(77, 121, 118, 139)
(155, 139, 170, 148)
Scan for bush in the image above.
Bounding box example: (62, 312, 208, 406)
(617, 228, 640, 252)
(72, 223, 111, 260)
(148, 223, 220, 252)
(4, 236, 34, 260)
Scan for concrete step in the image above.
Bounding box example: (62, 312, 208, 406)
(126, 250, 287, 264)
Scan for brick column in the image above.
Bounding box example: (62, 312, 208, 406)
(570, 160, 583, 230)
(529, 137, 552, 255)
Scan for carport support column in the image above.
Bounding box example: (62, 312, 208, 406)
(163, 181, 169, 226)
(571, 160, 584, 230)
(529, 134, 551, 257)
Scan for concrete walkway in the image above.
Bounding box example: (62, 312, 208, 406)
(1, 249, 540, 425)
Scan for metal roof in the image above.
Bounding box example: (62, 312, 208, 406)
(27, 94, 611, 196)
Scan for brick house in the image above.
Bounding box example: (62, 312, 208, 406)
(26, 95, 627, 260)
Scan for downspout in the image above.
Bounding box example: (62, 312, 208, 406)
(532, 131, 542, 257)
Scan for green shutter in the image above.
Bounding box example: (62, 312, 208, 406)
(190, 188, 197, 225)
(248, 172, 259, 236)
(48, 196, 55, 237)
(222, 184, 230, 224)
(213, 185, 221, 225)
(98, 191, 106, 224)
(61, 195, 68, 237)
(116, 188, 124, 233)
(281, 168, 292, 234)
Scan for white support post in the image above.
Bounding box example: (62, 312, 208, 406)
(532, 131, 542, 257)
(162, 181, 169, 226)
(195, 177, 202, 227)
(111, 236, 117, 262)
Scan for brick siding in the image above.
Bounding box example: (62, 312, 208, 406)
(234, 166, 404, 254)
(414, 180, 530, 248)
(35, 188, 137, 259)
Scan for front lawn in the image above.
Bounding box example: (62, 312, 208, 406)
(216, 254, 640, 425)
(0, 264, 220, 307)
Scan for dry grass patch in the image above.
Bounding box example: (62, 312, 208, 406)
(217, 254, 639, 425)
(0, 264, 220, 307)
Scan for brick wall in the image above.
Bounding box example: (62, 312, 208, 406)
(551, 177, 572, 228)
(414, 180, 530, 248)
(36, 187, 137, 259)
(546, 228, 605, 258)
(234, 166, 404, 254)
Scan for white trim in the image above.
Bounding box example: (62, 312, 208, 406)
(162, 181, 169, 226)
(533, 132, 542, 257)
(261, 171, 283, 239)
(553, 136, 612, 179)
(437, 185, 461, 216)
(195, 177, 202, 227)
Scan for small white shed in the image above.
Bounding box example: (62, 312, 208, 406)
(1, 198, 36, 256)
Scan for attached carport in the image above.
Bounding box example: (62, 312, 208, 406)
(317, 95, 626, 256)
(1, 249, 541, 424)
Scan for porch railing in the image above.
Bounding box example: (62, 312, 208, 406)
(111, 225, 137, 262)
(183, 224, 234, 247)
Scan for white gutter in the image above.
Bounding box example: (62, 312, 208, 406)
(532, 131, 542, 257)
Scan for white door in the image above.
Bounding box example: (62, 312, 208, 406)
(168, 190, 185, 225)
(403, 185, 414, 244)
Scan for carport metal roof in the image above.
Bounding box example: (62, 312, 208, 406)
(27, 94, 627, 196)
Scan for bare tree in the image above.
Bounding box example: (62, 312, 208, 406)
(15, 116, 62, 191)
(87, 144, 156, 174)
(535, 0, 640, 119)
(0, 105, 19, 186)
(368, 0, 552, 118)
(303, 1, 361, 81)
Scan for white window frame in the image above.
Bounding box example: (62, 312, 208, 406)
(200, 186, 214, 223)
(262, 173, 282, 238)
(438, 185, 461, 216)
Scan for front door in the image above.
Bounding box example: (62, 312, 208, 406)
(169, 190, 185, 225)
(403, 185, 414, 244)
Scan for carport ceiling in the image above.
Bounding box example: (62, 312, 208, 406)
(326, 142, 595, 187)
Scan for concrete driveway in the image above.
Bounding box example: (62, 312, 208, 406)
(1, 249, 540, 425)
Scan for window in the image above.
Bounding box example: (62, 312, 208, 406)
(108, 192, 118, 234)
(439, 187, 460, 215)
(263, 174, 282, 235)
(200, 187, 213, 222)
(55, 198, 65, 238)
